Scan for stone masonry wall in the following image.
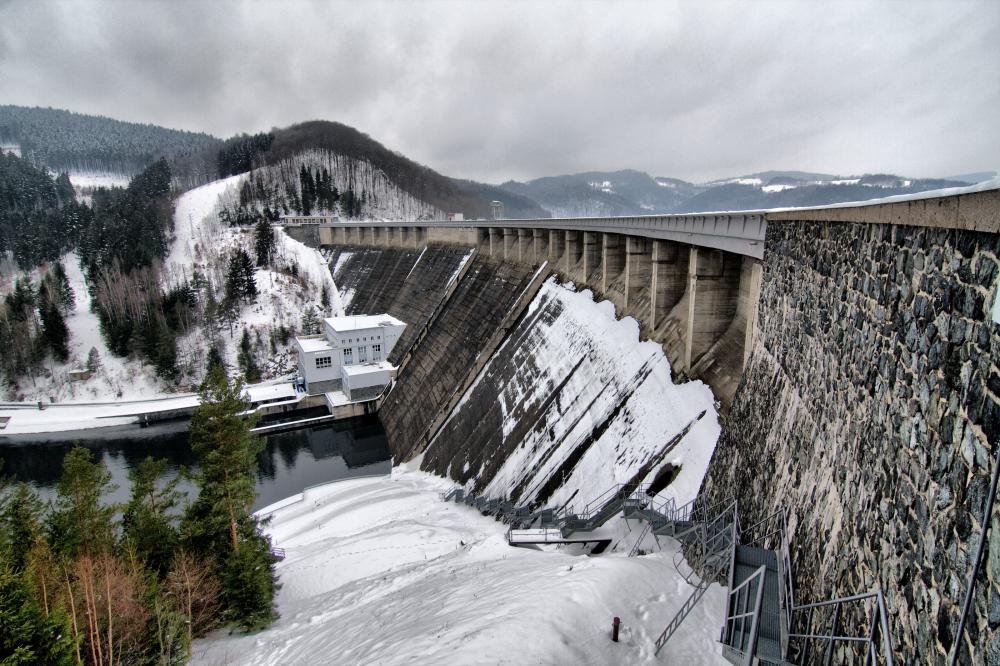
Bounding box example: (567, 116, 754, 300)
(702, 220, 1000, 663)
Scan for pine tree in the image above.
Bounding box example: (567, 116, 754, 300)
(320, 285, 330, 312)
(181, 372, 277, 630)
(121, 457, 182, 576)
(0, 559, 78, 665)
(85, 347, 102, 374)
(46, 446, 117, 558)
(225, 248, 257, 304)
(253, 219, 275, 267)
(238, 329, 261, 383)
(37, 286, 70, 363)
(300, 306, 320, 335)
(0, 483, 44, 571)
(52, 261, 75, 312)
(152, 323, 178, 381)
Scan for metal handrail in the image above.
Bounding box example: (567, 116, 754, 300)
(628, 522, 652, 558)
(722, 565, 768, 666)
(741, 506, 786, 549)
(788, 588, 894, 666)
(654, 537, 734, 653)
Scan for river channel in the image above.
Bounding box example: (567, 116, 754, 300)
(0, 415, 392, 511)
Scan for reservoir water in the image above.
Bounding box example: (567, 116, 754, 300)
(0, 415, 391, 511)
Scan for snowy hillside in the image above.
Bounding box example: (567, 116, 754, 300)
(2, 176, 338, 401)
(241, 148, 443, 220)
(191, 469, 728, 666)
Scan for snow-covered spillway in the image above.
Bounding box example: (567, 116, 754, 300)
(191, 469, 727, 665)
(423, 278, 720, 510)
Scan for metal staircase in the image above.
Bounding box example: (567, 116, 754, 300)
(628, 501, 896, 664)
(443, 485, 896, 664)
(439, 483, 641, 545)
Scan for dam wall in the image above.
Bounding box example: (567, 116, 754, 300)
(286, 219, 763, 411)
(422, 277, 720, 510)
(372, 254, 543, 462)
(320, 231, 723, 512)
(701, 188, 1000, 663)
(328, 244, 474, 363)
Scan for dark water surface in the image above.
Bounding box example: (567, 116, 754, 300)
(0, 415, 391, 511)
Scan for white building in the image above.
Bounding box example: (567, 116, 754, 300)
(295, 314, 406, 398)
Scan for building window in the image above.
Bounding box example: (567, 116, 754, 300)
(315, 356, 332, 369)
(343, 348, 353, 364)
(358, 346, 368, 363)
(372, 343, 382, 359)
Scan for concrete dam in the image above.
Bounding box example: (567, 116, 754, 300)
(286, 184, 1000, 664)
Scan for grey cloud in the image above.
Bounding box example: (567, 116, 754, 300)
(1, 0, 997, 183)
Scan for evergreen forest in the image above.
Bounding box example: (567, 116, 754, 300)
(0, 373, 279, 664)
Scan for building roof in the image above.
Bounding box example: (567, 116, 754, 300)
(325, 314, 405, 333)
(341, 361, 395, 377)
(296, 335, 333, 352)
(243, 383, 298, 402)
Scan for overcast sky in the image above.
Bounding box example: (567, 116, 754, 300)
(1, 0, 997, 183)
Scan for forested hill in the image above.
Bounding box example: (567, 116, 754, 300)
(0, 105, 220, 178)
(256, 121, 549, 219)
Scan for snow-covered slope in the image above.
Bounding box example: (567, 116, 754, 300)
(423, 278, 720, 512)
(3, 176, 338, 401)
(163, 175, 340, 384)
(243, 148, 443, 221)
(191, 469, 728, 666)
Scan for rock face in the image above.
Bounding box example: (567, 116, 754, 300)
(701, 221, 1000, 662)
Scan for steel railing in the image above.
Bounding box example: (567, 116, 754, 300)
(721, 565, 768, 666)
(787, 588, 894, 665)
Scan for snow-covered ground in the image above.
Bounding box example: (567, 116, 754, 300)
(0, 250, 171, 402)
(68, 170, 131, 190)
(191, 466, 728, 666)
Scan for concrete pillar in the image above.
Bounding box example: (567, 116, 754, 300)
(740, 259, 764, 367)
(650, 240, 689, 328)
(517, 229, 531, 263)
(488, 228, 502, 257)
(319, 226, 333, 245)
(414, 227, 427, 248)
(683, 247, 742, 370)
(548, 229, 565, 267)
(533, 229, 548, 264)
(358, 227, 371, 245)
(583, 231, 602, 281)
(503, 228, 517, 260)
(601, 233, 624, 294)
(624, 236, 651, 310)
(400, 227, 411, 248)
(564, 230, 582, 275)
(477, 228, 491, 253)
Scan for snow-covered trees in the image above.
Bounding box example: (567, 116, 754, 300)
(253, 218, 275, 267)
(0, 265, 77, 385)
(0, 104, 219, 177)
(225, 149, 442, 222)
(224, 248, 257, 304)
(79, 158, 173, 277)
